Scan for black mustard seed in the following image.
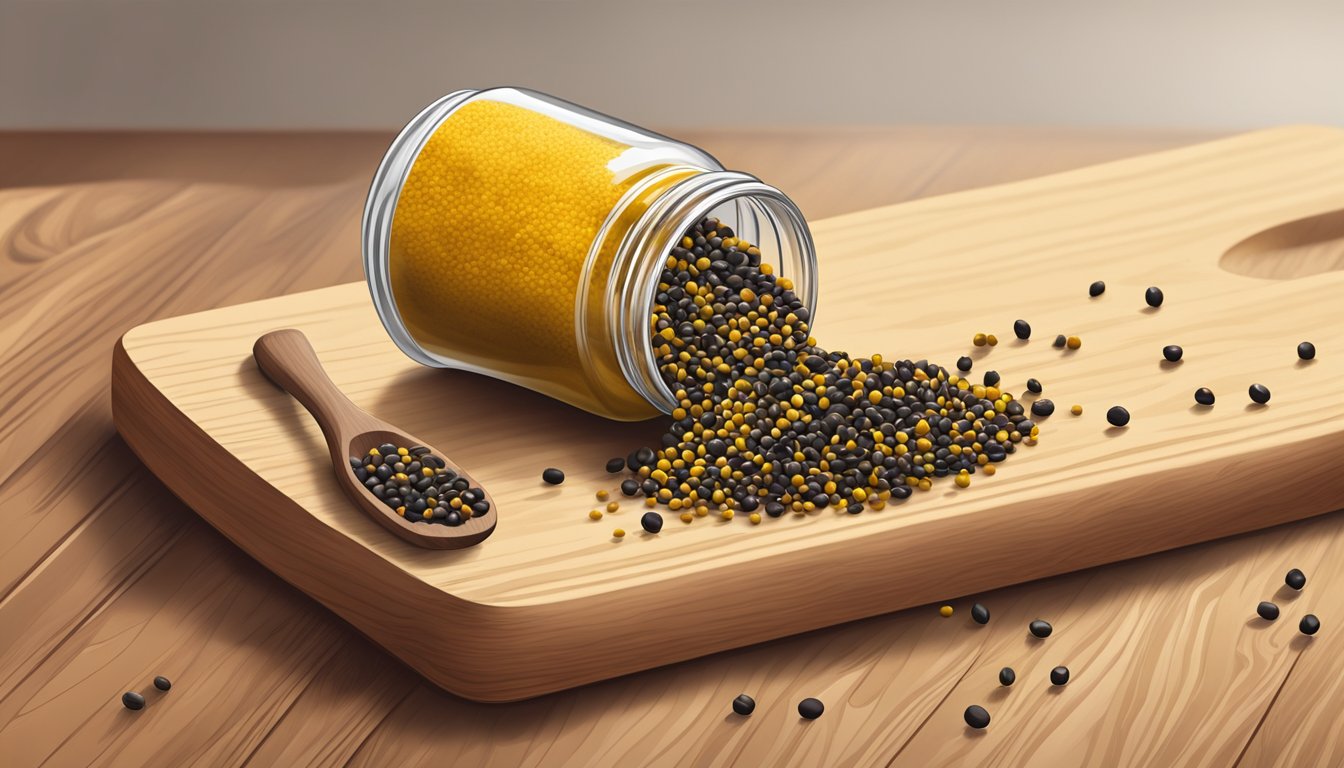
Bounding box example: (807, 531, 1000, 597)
(998, 667, 1015, 686)
(1106, 406, 1131, 427)
(1050, 666, 1070, 685)
(1195, 388, 1215, 406)
(732, 694, 756, 715)
(153, 676, 172, 692)
(122, 691, 145, 711)
(542, 467, 565, 485)
(964, 705, 991, 729)
(1031, 399, 1055, 418)
(1298, 341, 1316, 360)
(1249, 384, 1271, 404)
(971, 603, 990, 625)
(1089, 281, 1106, 297)
(1145, 286, 1164, 307)
(798, 697, 825, 720)
(606, 457, 626, 473)
(1300, 614, 1321, 635)
(1162, 345, 1183, 362)
(1027, 378, 1042, 394)
(641, 511, 664, 534)
(1257, 601, 1280, 621)
(1014, 319, 1031, 340)
(1029, 619, 1053, 638)
(1286, 568, 1307, 590)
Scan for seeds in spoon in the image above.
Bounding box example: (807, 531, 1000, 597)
(356, 445, 487, 526)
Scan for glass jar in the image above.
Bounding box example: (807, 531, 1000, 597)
(363, 87, 816, 420)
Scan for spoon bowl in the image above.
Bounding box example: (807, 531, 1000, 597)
(254, 329, 496, 549)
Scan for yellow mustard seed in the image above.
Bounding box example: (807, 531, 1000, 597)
(1066, 335, 1082, 350)
(749, 512, 762, 524)
(939, 605, 954, 617)
(613, 528, 626, 538)
(596, 489, 609, 501)
(986, 334, 998, 346)
(589, 510, 603, 521)
(721, 509, 735, 520)
(1071, 404, 1083, 415)
(973, 333, 987, 347)
(955, 472, 971, 488)
(680, 512, 695, 524)
(607, 501, 620, 513)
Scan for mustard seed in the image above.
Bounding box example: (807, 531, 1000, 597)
(1014, 319, 1031, 339)
(1300, 614, 1321, 635)
(1027, 378, 1042, 394)
(1031, 399, 1055, 418)
(1249, 384, 1271, 404)
(964, 705, 991, 729)
(732, 694, 756, 715)
(1050, 666, 1071, 685)
(1257, 601, 1279, 621)
(1054, 334, 1067, 348)
(121, 691, 145, 711)
(971, 603, 990, 624)
(798, 698, 825, 720)
(1286, 568, 1307, 590)
(153, 676, 172, 692)
(605, 457, 625, 473)
(542, 467, 565, 485)
(1195, 388, 1215, 406)
(1106, 406, 1130, 427)
(998, 667, 1015, 686)
(1029, 619, 1053, 638)
(983, 370, 1000, 387)
(1162, 345, 1183, 362)
(1145, 286, 1164, 307)
(641, 511, 663, 534)
(1089, 280, 1106, 297)
(1066, 335, 1082, 350)
(957, 356, 973, 372)
(1298, 341, 1316, 360)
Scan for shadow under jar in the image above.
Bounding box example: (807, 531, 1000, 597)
(363, 87, 817, 420)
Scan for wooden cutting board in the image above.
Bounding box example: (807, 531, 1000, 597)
(113, 126, 1344, 703)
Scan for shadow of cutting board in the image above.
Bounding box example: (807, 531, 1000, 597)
(113, 126, 1344, 702)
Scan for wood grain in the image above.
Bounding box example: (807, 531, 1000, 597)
(113, 126, 1344, 702)
(8, 127, 1344, 766)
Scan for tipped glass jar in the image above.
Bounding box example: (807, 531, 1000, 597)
(364, 87, 816, 420)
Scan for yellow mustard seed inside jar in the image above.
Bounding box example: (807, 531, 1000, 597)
(365, 87, 816, 420)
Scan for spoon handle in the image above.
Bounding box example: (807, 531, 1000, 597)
(253, 329, 382, 453)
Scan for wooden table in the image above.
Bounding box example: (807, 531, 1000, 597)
(3, 127, 1342, 767)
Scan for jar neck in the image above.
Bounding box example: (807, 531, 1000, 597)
(602, 170, 817, 414)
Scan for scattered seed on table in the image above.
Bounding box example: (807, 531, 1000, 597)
(1030, 619, 1053, 638)
(621, 479, 640, 497)
(1298, 341, 1316, 360)
(1054, 334, 1067, 348)
(1106, 406, 1130, 427)
(1089, 280, 1106, 297)
(1163, 345, 1183, 362)
(596, 489, 609, 501)
(939, 605, 954, 617)
(999, 667, 1016, 686)
(605, 457, 625, 473)
(721, 509, 735, 520)
(1050, 666, 1071, 685)
(1249, 384, 1271, 404)
(641, 511, 664, 533)
(588, 510, 603, 521)
(1014, 319, 1031, 340)
(973, 333, 988, 347)
(1300, 614, 1321, 635)
(1031, 399, 1055, 418)
(153, 676, 171, 692)
(542, 467, 565, 485)
(1027, 378, 1042, 394)
(1070, 404, 1083, 415)
(798, 697, 825, 720)
(955, 471, 971, 488)
(1145, 286, 1164, 307)
(986, 334, 999, 346)
(1195, 388, 1215, 406)
(983, 370, 1001, 387)
(1257, 601, 1280, 621)
(1066, 335, 1082, 350)
(964, 704, 991, 729)
(606, 501, 620, 513)
(957, 356, 973, 372)
(749, 512, 762, 524)
(122, 691, 145, 711)
(971, 603, 990, 624)
(1286, 568, 1307, 590)
(612, 528, 626, 539)
(732, 694, 756, 715)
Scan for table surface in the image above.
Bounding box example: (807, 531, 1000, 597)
(3, 127, 1343, 767)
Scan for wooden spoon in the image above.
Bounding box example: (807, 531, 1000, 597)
(252, 328, 496, 549)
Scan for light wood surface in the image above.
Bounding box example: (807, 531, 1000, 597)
(7, 126, 1344, 765)
(113, 126, 1344, 702)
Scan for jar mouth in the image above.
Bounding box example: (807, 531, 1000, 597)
(608, 172, 817, 415)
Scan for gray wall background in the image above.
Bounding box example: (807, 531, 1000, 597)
(1, 0, 1341, 130)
